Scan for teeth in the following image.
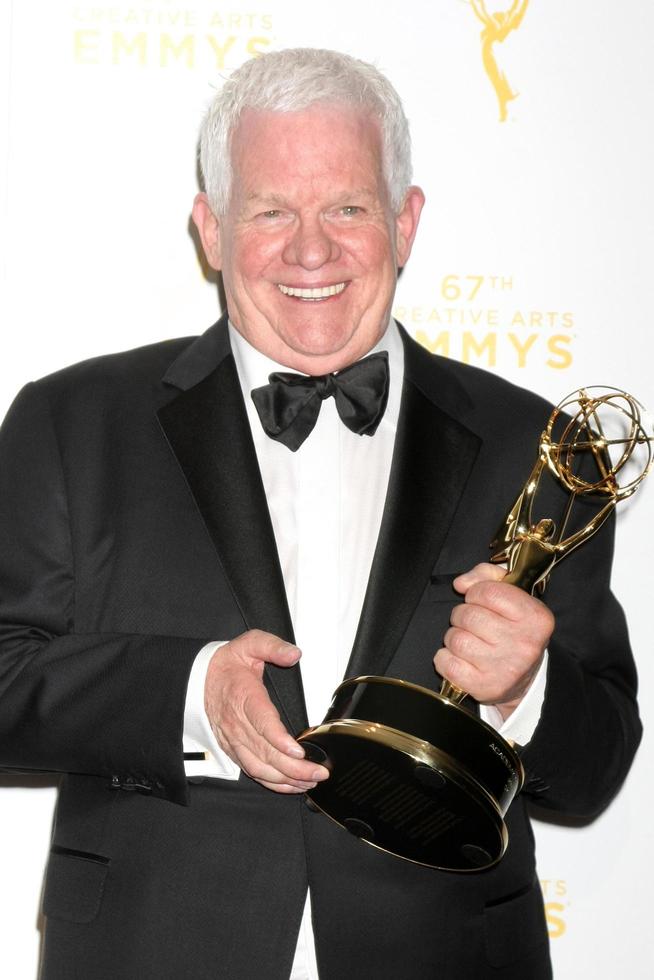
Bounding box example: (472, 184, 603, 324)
(277, 282, 346, 299)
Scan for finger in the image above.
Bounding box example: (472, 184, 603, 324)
(257, 780, 327, 795)
(433, 644, 481, 693)
(435, 636, 527, 704)
(235, 629, 302, 670)
(235, 696, 329, 779)
(248, 745, 329, 786)
(459, 577, 549, 629)
(241, 693, 307, 760)
(226, 737, 327, 789)
(236, 743, 328, 789)
(453, 562, 506, 594)
(258, 782, 306, 795)
(441, 624, 492, 670)
(449, 602, 503, 645)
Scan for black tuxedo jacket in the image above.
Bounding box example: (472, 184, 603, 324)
(0, 318, 640, 979)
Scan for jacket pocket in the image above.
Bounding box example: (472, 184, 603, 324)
(483, 878, 549, 967)
(42, 847, 110, 924)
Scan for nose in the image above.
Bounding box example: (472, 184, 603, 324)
(282, 214, 341, 270)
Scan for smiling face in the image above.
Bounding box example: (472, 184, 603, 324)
(193, 104, 424, 374)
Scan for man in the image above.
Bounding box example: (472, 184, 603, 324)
(0, 48, 640, 979)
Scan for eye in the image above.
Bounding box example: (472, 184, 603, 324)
(341, 205, 362, 216)
(251, 208, 289, 226)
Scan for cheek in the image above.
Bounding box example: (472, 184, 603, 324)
(229, 234, 282, 282)
(344, 228, 395, 275)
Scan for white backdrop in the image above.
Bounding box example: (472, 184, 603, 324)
(1, 1, 652, 977)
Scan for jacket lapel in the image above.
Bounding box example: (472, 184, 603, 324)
(156, 318, 482, 723)
(157, 317, 308, 734)
(346, 331, 482, 680)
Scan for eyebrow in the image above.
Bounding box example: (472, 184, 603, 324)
(243, 188, 380, 207)
(244, 193, 289, 207)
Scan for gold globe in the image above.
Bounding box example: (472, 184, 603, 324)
(542, 387, 653, 500)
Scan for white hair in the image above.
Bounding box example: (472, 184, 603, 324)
(198, 48, 413, 215)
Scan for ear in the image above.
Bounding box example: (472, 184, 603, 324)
(395, 186, 425, 268)
(191, 193, 223, 271)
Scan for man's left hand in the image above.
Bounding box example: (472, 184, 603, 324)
(433, 563, 554, 720)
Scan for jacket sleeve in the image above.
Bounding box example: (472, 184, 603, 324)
(519, 505, 642, 819)
(0, 382, 205, 805)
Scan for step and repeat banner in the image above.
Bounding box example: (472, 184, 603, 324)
(1, 2, 652, 977)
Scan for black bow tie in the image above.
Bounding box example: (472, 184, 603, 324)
(251, 351, 390, 452)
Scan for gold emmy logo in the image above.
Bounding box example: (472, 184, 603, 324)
(71, 7, 274, 70)
(468, 0, 529, 121)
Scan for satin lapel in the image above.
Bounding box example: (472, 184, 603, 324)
(346, 340, 482, 680)
(157, 343, 308, 734)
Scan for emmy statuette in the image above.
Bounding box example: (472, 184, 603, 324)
(298, 388, 652, 871)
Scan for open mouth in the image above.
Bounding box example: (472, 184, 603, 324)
(277, 282, 347, 301)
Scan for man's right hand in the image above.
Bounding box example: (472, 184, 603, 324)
(204, 629, 330, 794)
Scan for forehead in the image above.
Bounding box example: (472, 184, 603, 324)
(229, 104, 385, 199)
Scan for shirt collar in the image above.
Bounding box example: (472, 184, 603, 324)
(228, 317, 404, 430)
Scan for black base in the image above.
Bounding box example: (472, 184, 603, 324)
(298, 676, 524, 872)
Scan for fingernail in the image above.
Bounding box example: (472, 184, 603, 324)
(288, 744, 305, 759)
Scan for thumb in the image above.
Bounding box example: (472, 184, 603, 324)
(238, 629, 302, 669)
(453, 562, 506, 595)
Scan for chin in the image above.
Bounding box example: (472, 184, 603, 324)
(284, 326, 356, 359)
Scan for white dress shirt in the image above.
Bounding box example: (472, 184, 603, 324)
(182, 319, 547, 979)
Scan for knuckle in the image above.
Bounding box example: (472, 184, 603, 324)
(447, 626, 473, 659)
(279, 754, 313, 781)
(242, 752, 275, 782)
(463, 581, 486, 606)
(241, 628, 270, 656)
(459, 603, 483, 633)
(246, 628, 266, 643)
(255, 709, 283, 743)
(443, 654, 468, 687)
(449, 604, 465, 628)
(244, 760, 266, 780)
(482, 580, 506, 606)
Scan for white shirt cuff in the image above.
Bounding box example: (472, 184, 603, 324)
(478, 650, 548, 747)
(183, 641, 241, 779)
